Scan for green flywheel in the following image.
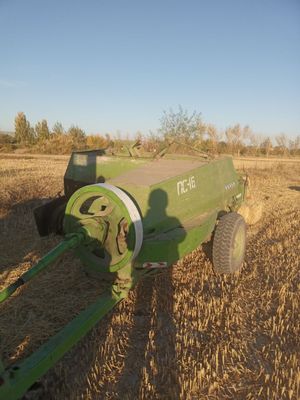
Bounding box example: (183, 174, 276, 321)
(64, 183, 143, 273)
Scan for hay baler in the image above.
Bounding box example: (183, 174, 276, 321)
(0, 151, 247, 400)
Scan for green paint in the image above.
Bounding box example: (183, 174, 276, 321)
(134, 211, 217, 268)
(64, 184, 137, 273)
(112, 157, 242, 235)
(65, 153, 147, 185)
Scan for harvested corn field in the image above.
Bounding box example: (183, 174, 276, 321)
(0, 154, 300, 400)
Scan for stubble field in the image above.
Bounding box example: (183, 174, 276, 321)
(0, 154, 299, 400)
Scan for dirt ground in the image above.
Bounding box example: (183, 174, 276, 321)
(0, 154, 299, 400)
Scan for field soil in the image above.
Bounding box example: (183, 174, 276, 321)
(0, 154, 299, 400)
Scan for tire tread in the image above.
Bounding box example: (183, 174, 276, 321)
(212, 212, 246, 274)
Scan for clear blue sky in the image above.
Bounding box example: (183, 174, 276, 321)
(0, 0, 299, 138)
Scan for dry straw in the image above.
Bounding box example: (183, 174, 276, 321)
(0, 155, 299, 399)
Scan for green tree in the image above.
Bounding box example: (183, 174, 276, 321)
(67, 125, 86, 149)
(35, 119, 50, 142)
(68, 125, 85, 140)
(52, 122, 65, 136)
(159, 106, 206, 146)
(14, 112, 34, 144)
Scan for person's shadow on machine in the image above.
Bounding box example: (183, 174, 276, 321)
(115, 188, 186, 399)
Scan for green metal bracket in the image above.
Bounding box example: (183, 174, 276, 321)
(0, 233, 84, 304)
(0, 286, 126, 400)
(0, 221, 107, 305)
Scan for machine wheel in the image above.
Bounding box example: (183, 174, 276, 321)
(49, 203, 66, 235)
(212, 212, 246, 274)
(64, 183, 143, 273)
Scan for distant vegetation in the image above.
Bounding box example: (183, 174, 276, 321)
(0, 108, 299, 156)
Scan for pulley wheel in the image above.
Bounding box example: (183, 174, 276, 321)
(64, 183, 143, 273)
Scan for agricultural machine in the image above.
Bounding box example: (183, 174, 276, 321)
(0, 147, 247, 399)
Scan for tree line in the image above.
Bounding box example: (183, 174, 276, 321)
(0, 108, 299, 156)
(14, 112, 87, 148)
(1, 112, 107, 153)
(156, 106, 300, 157)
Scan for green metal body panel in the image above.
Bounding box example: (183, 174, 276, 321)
(63, 155, 244, 275)
(109, 157, 244, 234)
(134, 211, 217, 268)
(64, 151, 244, 228)
(64, 150, 148, 197)
(0, 150, 247, 400)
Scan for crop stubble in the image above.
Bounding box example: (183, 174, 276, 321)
(0, 155, 299, 399)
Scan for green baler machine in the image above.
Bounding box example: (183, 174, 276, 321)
(0, 150, 247, 399)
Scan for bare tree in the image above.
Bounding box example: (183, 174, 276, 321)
(260, 137, 273, 157)
(275, 133, 288, 156)
(225, 124, 247, 156)
(288, 135, 300, 155)
(249, 133, 264, 156)
(206, 123, 222, 154)
(225, 126, 234, 154)
(295, 135, 300, 152)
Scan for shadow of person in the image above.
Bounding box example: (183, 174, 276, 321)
(115, 189, 186, 399)
(0, 198, 49, 274)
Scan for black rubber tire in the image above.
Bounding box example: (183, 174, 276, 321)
(49, 203, 66, 235)
(212, 212, 246, 274)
